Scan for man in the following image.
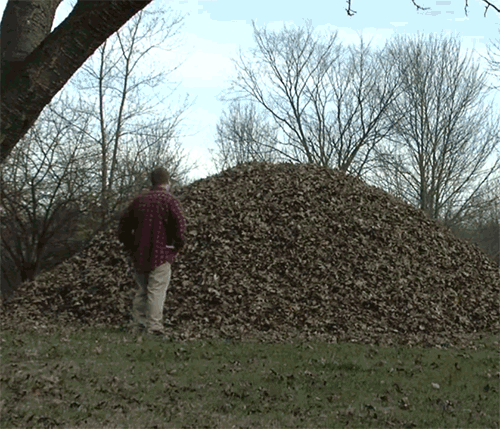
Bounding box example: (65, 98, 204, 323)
(118, 167, 186, 336)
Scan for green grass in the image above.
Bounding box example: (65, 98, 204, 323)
(1, 328, 498, 428)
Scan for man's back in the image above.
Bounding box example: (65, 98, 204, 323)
(118, 186, 186, 272)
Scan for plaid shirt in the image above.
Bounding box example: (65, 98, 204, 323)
(118, 186, 186, 272)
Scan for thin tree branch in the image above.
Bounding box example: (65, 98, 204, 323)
(346, 0, 499, 16)
(411, 0, 430, 11)
(482, 0, 500, 16)
(346, 0, 356, 16)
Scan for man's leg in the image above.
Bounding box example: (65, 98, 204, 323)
(132, 271, 149, 331)
(146, 261, 172, 334)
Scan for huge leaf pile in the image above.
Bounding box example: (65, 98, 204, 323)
(2, 162, 499, 346)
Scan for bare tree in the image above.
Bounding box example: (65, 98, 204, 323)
(210, 101, 281, 172)
(225, 22, 400, 175)
(449, 175, 500, 264)
(0, 101, 91, 290)
(306, 37, 401, 174)
(371, 33, 500, 226)
(485, 29, 500, 90)
(115, 120, 194, 193)
(225, 21, 339, 167)
(56, 5, 191, 221)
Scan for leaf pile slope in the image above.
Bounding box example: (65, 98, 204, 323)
(3, 162, 499, 346)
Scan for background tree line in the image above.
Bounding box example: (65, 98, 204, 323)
(212, 22, 499, 265)
(2, 0, 496, 163)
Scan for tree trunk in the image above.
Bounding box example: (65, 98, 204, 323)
(1, 0, 62, 63)
(0, 0, 152, 163)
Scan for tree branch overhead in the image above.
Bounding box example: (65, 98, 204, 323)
(346, 0, 499, 16)
(1, 0, 152, 163)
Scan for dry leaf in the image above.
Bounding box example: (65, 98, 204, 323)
(2, 162, 499, 347)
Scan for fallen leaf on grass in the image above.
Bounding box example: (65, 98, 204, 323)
(399, 396, 410, 410)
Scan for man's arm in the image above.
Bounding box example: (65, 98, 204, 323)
(117, 203, 136, 251)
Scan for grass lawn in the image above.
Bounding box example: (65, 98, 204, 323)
(1, 328, 498, 428)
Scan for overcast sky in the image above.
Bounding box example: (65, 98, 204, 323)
(1, 0, 499, 181)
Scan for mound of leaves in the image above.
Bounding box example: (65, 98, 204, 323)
(2, 162, 499, 346)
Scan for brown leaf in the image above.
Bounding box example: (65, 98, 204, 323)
(2, 162, 498, 347)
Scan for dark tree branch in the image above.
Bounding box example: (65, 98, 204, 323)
(464, 0, 500, 16)
(1, 0, 152, 163)
(346, 0, 356, 16)
(481, 0, 500, 16)
(347, 0, 430, 15)
(347, 0, 499, 16)
(411, 0, 430, 11)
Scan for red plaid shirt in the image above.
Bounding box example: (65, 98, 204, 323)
(118, 186, 186, 272)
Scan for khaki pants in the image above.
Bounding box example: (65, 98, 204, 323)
(132, 261, 172, 333)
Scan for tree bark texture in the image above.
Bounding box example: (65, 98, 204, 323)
(1, 0, 62, 63)
(0, 0, 153, 163)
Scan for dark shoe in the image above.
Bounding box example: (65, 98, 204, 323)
(146, 329, 170, 341)
(147, 329, 165, 336)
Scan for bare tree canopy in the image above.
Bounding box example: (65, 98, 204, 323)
(211, 101, 281, 171)
(61, 6, 191, 220)
(224, 22, 400, 174)
(1, 0, 498, 164)
(485, 29, 500, 90)
(1, 102, 90, 285)
(371, 33, 499, 226)
(0, 0, 152, 163)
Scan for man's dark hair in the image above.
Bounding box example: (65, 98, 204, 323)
(151, 167, 170, 186)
